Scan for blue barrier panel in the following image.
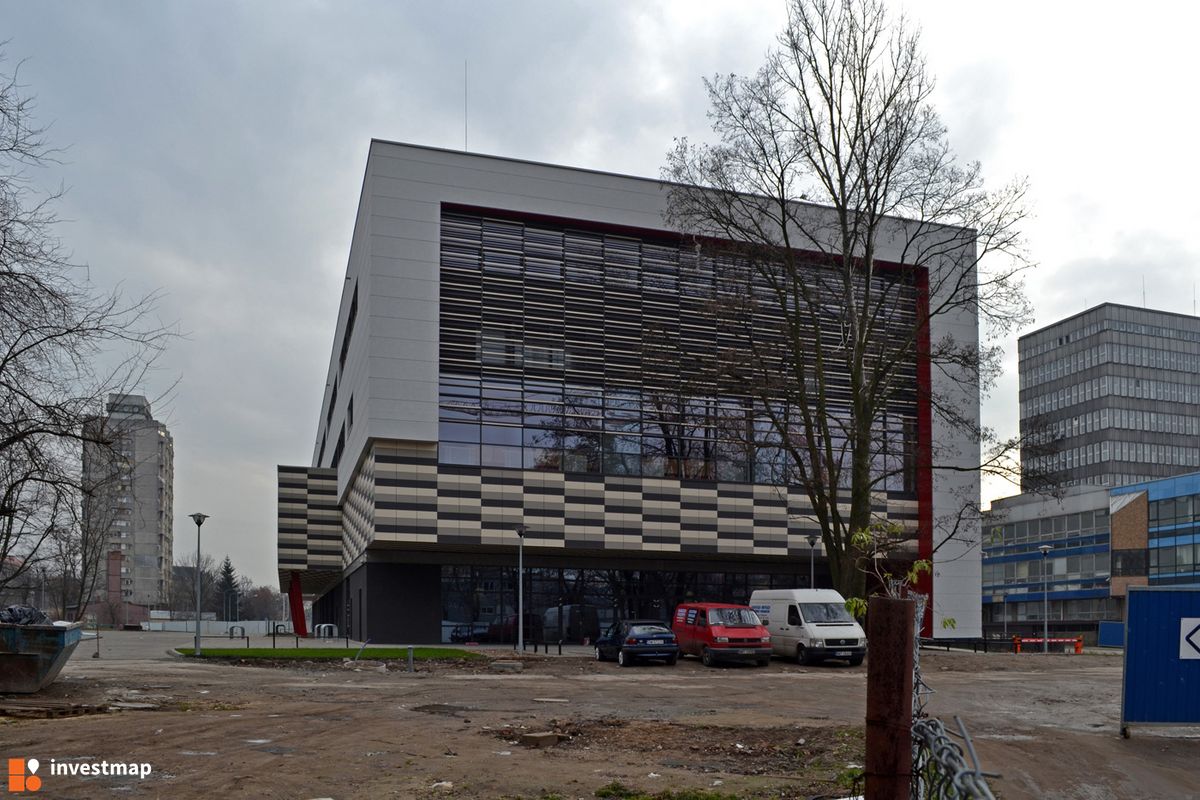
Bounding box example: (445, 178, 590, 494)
(1121, 586, 1200, 737)
(1098, 620, 1124, 648)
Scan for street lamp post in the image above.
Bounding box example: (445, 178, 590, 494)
(515, 524, 528, 651)
(224, 589, 240, 623)
(190, 513, 209, 656)
(1038, 544, 1052, 654)
(807, 534, 819, 588)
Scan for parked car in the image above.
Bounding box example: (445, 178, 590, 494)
(449, 622, 490, 643)
(594, 619, 679, 666)
(749, 588, 866, 666)
(671, 603, 772, 667)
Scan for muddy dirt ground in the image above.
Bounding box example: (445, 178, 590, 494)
(1, 632, 1197, 799)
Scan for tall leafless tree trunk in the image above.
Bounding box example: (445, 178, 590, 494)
(663, 0, 1043, 599)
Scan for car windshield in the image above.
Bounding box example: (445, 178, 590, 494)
(708, 608, 761, 627)
(799, 602, 855, 623)
(629, 625, 670, 636)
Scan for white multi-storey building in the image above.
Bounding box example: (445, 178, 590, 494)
(277, 141, 982, 643)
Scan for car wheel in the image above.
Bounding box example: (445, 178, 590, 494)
(796, 645, 810, 666)
(666, 654, 678, 666)
(595, 647, 605, 662)
(701, 648, 715, 667)
(618, 649, 632, 667)
(849, 655, 864, 667)
(756, 658, 770, 667)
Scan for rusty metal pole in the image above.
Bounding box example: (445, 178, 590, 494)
(865, 595, 915, 800)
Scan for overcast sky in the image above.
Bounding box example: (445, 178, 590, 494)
(7, 1, 1200, 587)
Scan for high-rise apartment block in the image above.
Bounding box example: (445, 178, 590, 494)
(1018, 303, 1200, 488)
(82, 394, 174, 615)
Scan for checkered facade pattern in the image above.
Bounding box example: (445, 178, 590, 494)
(279, 441, 918, 577)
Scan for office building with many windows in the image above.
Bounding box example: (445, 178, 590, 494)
(984, 472, 1200, 641)
(1110, 472, 1200, 593)
(986, 304, 1200, 638)
(1018, 303, 1200, 489)
(981, 487, 1118, 638)
(82, 394, 174, 621)
(276, 141, 983, 643)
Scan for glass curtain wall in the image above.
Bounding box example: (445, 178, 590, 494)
(438, 209, 919, 493)
(441, 566, 810, 644)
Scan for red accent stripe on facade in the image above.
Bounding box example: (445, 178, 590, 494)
(289, 571, 309, 637)
(914, 268, 934, 637)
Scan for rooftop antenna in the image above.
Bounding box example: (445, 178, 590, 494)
(464, 59, 468, 152)
(1142, 275, 1146, 308)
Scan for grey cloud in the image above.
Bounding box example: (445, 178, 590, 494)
(1040, 231, 1200, 319)
(3, 1, 782, 584)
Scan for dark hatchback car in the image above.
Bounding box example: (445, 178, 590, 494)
(595, 619, 679, 667)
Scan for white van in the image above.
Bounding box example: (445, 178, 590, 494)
(748, 589, 866, 666)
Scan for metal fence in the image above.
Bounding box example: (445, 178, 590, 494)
(909, 591, 998, 800)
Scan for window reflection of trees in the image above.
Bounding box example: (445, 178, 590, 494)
(437, 210, 918, 491)
(439, 375, 911, 491)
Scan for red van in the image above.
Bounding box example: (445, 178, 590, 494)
(671, 602, 772, 667)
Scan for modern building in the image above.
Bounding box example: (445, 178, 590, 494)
(985, 304, 1200, 638)
(82, 394, 174, 621)
(983, 471, 1200, 640)
(1018, 303, 1200, 489)
(982, 486, 1118, 638)
(276, 141, 982, 643)
(1110, 472, 1200, 592)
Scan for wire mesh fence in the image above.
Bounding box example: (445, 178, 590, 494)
(909, 591, 999, 800)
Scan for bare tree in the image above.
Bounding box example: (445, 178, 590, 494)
(0, 51, 173, 603)
(662, 0, 1041, 599)
(169, 551, 218, 618)
(239, 581, 282, 621)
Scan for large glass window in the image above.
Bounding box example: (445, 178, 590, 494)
(439, 566, 808, 643)
(438, 210, 921, 487)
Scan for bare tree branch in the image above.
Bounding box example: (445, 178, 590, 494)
(0, 48, 177, 610)
(661, 0, 1042, 599)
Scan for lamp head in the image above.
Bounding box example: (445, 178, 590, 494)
(190, 513, 210, 528)
(806, 534, 819, 548)
(515, 524, 528, 538)
(1038, 544, 1052, 556)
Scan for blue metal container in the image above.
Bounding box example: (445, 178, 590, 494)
(1121, 587, 1200, 737)
(1098, 620, 1124, 648)
(0, 622, 84, 693)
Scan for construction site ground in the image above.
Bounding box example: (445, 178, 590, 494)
(1, 631, 1197, 799)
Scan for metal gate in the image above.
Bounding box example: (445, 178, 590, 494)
(1121, 586, 1200, 737)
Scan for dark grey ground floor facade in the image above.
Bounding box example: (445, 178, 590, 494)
(310, 547, 830, 645)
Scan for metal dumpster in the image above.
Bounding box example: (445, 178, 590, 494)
(0, 622, 85, 693)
